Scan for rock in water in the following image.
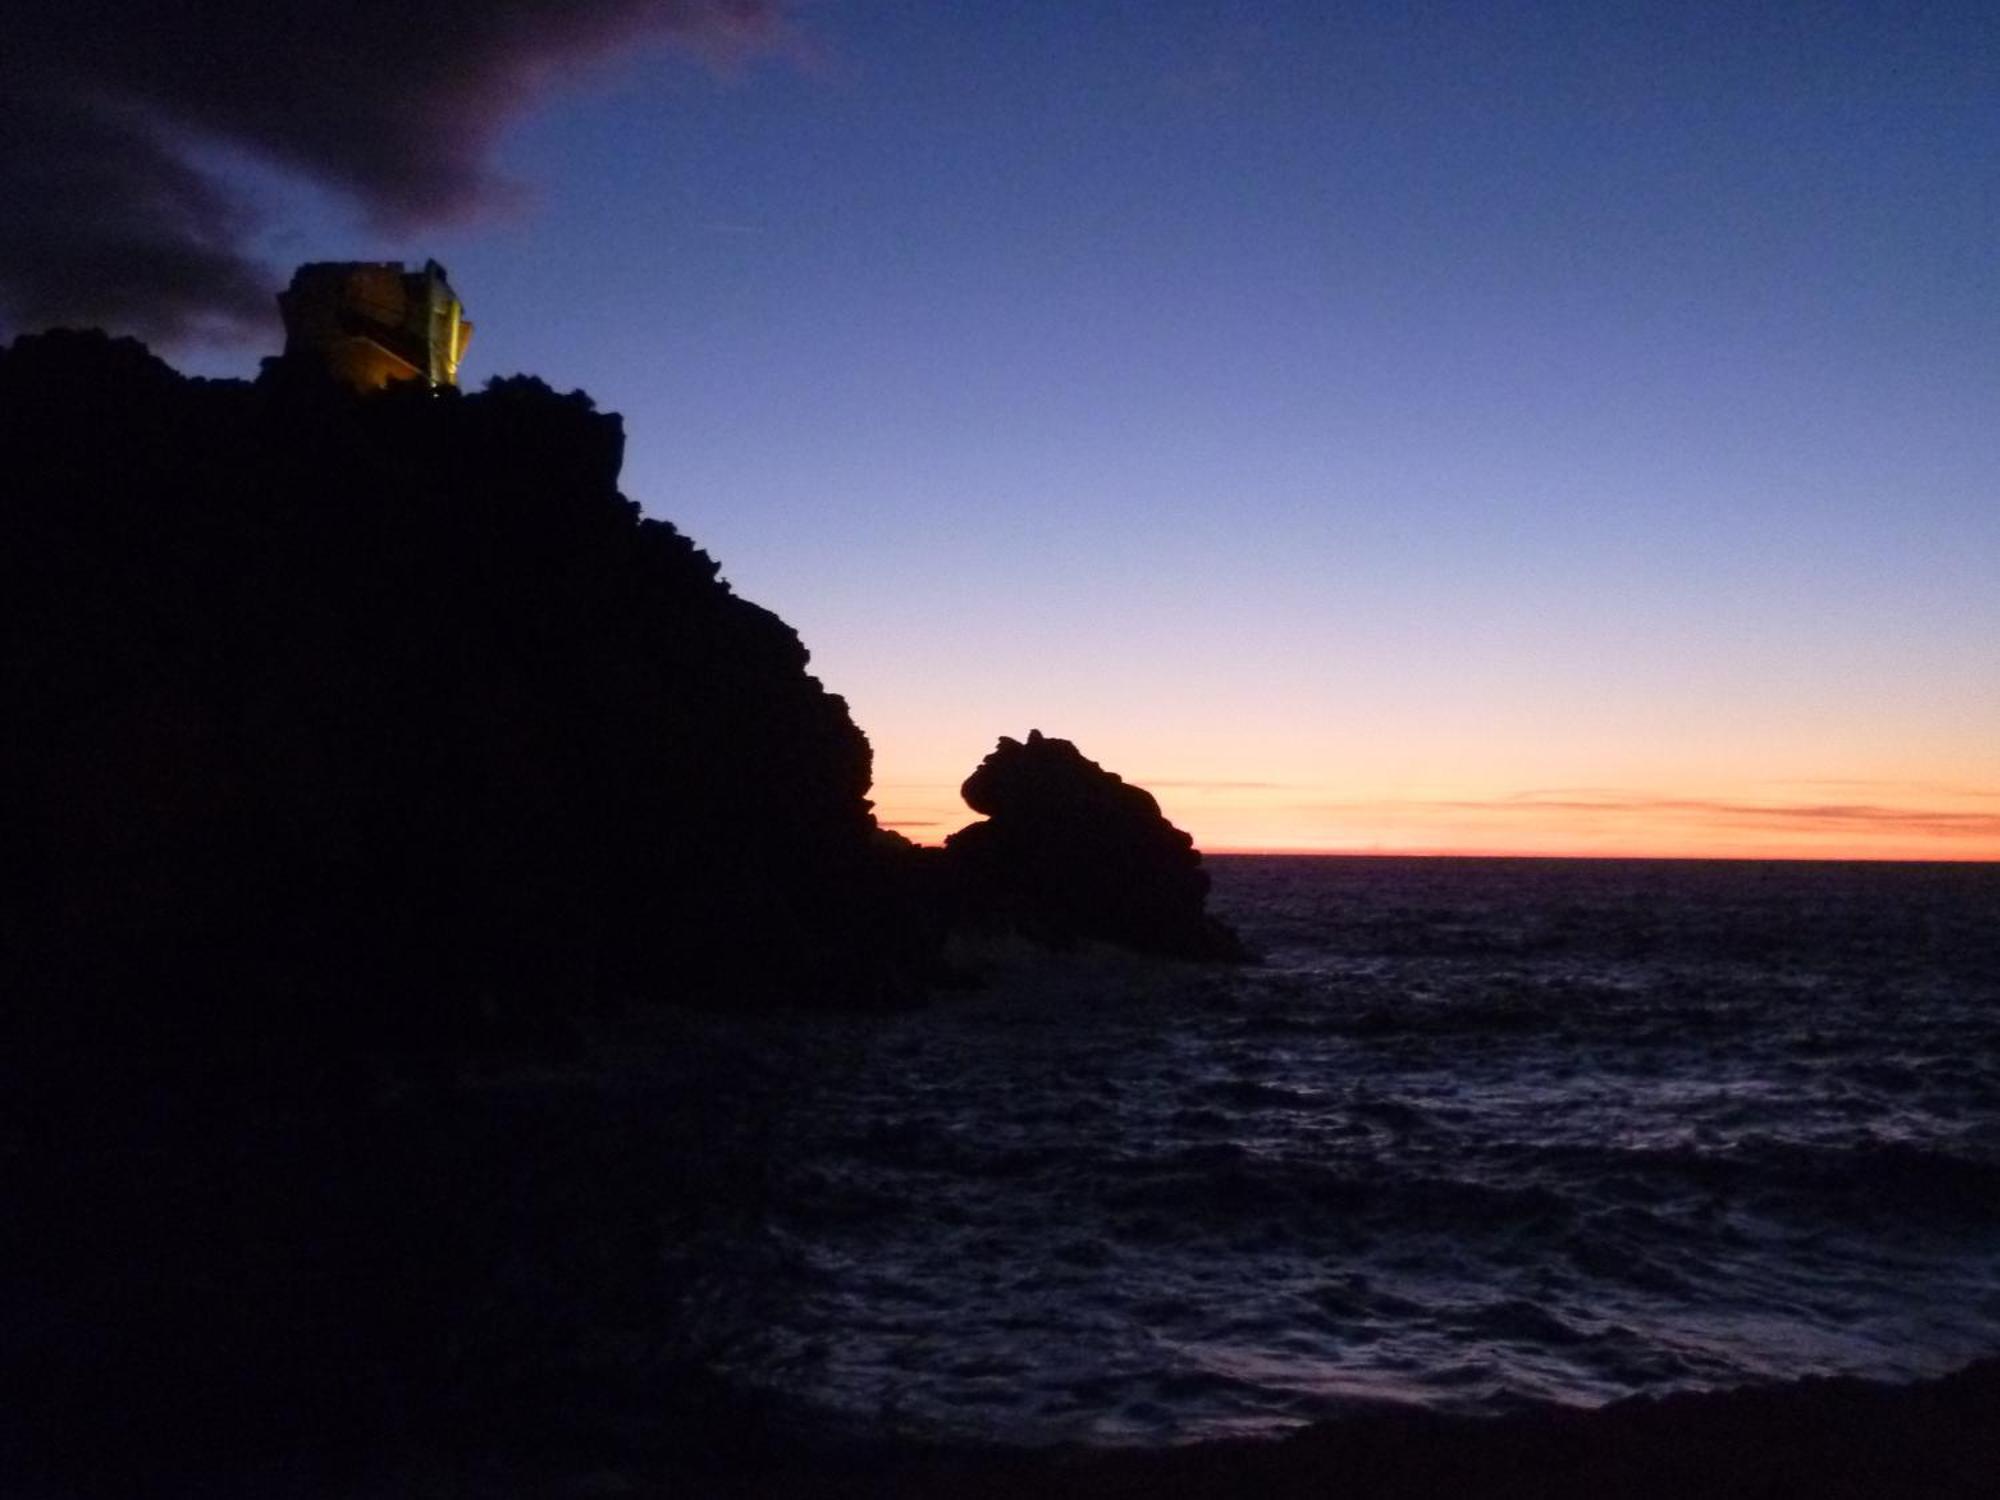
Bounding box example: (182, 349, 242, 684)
(943, 730, 1248, 961)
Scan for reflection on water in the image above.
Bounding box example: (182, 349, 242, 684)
(717, 858, 2000, 1442)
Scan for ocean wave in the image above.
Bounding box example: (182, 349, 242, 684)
(719, 857, 2000, 1442)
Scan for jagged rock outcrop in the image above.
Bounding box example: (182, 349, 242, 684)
(0, 329, 927, 1053)
(942, 730, 1248, 961)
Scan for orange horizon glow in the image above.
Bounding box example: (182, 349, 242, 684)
(1194, 847, 2000, 862)
(873, 780, 2000, 864)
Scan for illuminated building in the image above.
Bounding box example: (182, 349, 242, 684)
(277, 260, 473, 391)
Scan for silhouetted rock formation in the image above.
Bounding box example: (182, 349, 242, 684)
(0, 328, 928, 1055)
(943, 730, 1247, 961)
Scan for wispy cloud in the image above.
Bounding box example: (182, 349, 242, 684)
(1779, 778, 2000, 801)
(1142, 780, 1289, 793)
(1294, 789, 2000, 842)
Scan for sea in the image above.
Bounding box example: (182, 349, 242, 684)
(704, 856, 2000, 1444)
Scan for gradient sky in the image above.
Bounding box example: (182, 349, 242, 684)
(144, 3, 2000, 855)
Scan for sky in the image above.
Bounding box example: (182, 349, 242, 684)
(7, 1, 1998, 857)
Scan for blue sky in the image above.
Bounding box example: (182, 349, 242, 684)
(184, 1, 1999, 852)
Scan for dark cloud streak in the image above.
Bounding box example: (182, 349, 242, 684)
(2, 1, 785, 344)
(0, 96, 272, 344)
(1292, 790, 2000, 842)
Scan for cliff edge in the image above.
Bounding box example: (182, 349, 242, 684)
(0, 330, 924, 1054)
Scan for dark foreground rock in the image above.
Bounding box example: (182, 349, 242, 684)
(36, 1349, 1991, 1498)
(0, 330, 931, 1056)
(677, 1356, 2000, 1500)
(943, 730, 1248, 961)
(0, 1018, 807, 1499)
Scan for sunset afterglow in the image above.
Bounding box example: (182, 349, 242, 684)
(131, 4, 1998, 862)
(11, 4, 2000, 1486)
(873, 776, 2000, 861)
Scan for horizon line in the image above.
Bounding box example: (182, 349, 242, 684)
(1196, 848, 2000, 864)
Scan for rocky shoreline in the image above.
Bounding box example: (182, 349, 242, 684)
(638, 1356, 2000, 1500)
